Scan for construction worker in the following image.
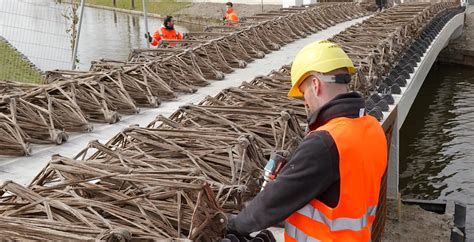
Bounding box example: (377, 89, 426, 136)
(148, 16, 183, 46)
(224, 40, 388, 241)
(223, 2, 239, 25)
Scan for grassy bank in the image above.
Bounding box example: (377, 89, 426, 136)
(85, 0, 192, 16)
(0, 41, 42, 83)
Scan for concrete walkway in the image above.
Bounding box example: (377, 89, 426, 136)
(0, 16, 370, 186)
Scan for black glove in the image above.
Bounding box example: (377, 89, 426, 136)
(221, 230, 275, 242)
(222, 231, 251, 242)
(253, 230, 276, 242)
(223, 16, 227, 21)
(144, 32, 152, 43)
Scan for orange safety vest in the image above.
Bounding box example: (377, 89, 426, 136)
(225, 9, 239, 23)
(151, 27, 183, 46)
(284, 115, 387, 242)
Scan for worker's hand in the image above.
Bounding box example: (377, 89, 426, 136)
(221, 230, 275, 242)
(261, 152, 288, 190)
(222, 231, 251, 242)
(223, 216, 251, 242)
(144, 32, 152, 43)
(252, 230, 276, 242)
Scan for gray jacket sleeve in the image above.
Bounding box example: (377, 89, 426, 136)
(228, 130, 340, 234)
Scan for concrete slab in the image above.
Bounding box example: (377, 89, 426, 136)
(0, 16, 371, 186)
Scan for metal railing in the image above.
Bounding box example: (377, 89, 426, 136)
(0, 0, 85, 83)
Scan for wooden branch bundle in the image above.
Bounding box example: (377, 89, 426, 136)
(184, 32, 257, 58)
(0, 82, 91, 141)
(242, 27, 273, 54)
(231, 32, 266, 58)
(0, 80, 33, 98)
(203, 77, 307, 123)
(48, 80, 121, 124)
(0, 3, 371, 156)
(0, 41, 307, 240)
(9, 100, 65, 144)
(44, 70, 140, 121)
(0, 3, 461, 241)
(0, 113, 30, 156)
(148, 57, 210, 91)
(91, 61, 178, 103)
(133, 3, 371, 64)
(127, 51, 212, 89)
(212, 38, 249, 68)
(120, 65, 177, 101)
(0, 170, 226, 241)
(191, 44, 234, 76)
(83, 128, 267, 210)
(250, 25, 282, 51)
(53, 71, 140, 115)
(153, 42, 235, 77)
(329, 2, 457, 96)
(150, 105, 304, 155)
(0, 88, 91, 145)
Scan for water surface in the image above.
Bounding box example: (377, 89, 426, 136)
(0, 0, 201, 71)
(400, 64, 474, 236)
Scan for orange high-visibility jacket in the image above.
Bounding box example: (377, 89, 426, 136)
(285, 115, 387, 241)
(151, 26, 183, 46)
(225, 8, 239, 23)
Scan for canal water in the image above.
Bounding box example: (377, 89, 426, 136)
(0, 0, 201, 71)
(400, 64, 474, 236)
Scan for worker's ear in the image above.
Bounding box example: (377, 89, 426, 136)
(312, 77, 321, 96)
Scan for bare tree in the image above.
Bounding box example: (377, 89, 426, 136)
(60, 0, 80, 68)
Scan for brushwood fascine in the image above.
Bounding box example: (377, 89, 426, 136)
(0, 2, 463, 241)
(0, 3, 368, 157)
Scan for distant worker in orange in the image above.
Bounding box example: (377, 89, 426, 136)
(223, 2, 239, 25)
(147, 16, 183, 46)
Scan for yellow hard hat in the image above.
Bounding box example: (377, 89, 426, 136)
(288, 40, 356, 97)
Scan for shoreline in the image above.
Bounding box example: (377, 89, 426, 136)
(68, 2, 216, 26)
(438, 6, 474, 66)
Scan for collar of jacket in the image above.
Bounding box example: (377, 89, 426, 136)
(161, 25, 174, 31)
(226, 8, 235, 14)
(307, 92, 365, 131)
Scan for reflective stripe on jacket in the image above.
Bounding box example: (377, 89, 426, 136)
(285, 115, 387, 241)
(151, 26, 183, 46)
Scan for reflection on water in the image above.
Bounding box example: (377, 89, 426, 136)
(400, 64, 474, 235)
(0, 0, 202, 71)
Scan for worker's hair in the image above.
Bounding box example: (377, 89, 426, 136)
(164, 16, 173, 26)
(226, 2, 233, 7)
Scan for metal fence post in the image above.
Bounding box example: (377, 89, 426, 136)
(142, 0, 150, 48)
(71, 0, 85, 70)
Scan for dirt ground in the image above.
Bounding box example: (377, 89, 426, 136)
(382, 202, 453, 241)
(176, 3, 282, 21)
